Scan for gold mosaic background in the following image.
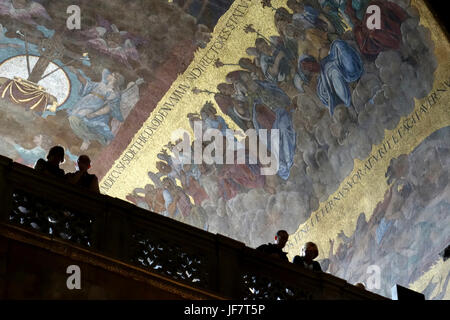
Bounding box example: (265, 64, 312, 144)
(101, 0, 450, 298)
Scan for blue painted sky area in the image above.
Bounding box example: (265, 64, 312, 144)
(0, 24, 90, 118)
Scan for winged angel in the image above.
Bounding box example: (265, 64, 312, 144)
(68, 67, 143, 150)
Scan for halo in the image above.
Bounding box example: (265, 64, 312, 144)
(0, 55, 71, 107)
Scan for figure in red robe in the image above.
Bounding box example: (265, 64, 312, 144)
(347, 0, 408, 58)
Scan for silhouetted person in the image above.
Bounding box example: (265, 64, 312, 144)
(256, 230, 289, 261)
(355, 282, 366, 290)
(66, 155, 100, 193)
(34, 145, 65, 177)
(293, 242, 322, 271)
(441, 244, 450, 261)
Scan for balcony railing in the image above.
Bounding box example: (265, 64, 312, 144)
(0, 155, 387, 300)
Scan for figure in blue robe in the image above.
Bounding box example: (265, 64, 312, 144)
(68, 69, 123, 146)
(252, 81, 296, 180)
(317, 40, 364, 115)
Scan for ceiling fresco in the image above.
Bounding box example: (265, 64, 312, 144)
(0, 0, 448, 299)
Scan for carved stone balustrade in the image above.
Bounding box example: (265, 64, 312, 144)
(0, 155, 387, 300)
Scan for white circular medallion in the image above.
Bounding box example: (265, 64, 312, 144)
(0, 55, 71, 107)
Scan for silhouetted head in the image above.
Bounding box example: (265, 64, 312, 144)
(77, 155, 91, 172)
(355, 282, 366, 290)
(47, 146, 65, 166)
(301, 242, 319, 263)
(275, 230, 289, 249)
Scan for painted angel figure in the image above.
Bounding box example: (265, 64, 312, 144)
(0, 0, 51, 26)
(68, 68, 142, 150)
(82, 19, 143, 68)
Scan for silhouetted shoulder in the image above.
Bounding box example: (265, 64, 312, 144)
(313, 261, 322, 272)
(293, 255, 322, 271)
(65, 172, 76, 178)
(34, 158, 65, 177)
(89, 174, 100, 193)
(256, 243, 271, 251)
(34, 158, 46, 171)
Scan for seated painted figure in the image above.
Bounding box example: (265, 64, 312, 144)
(68, 69, 124, 149)
(298, 40, 364, 115)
